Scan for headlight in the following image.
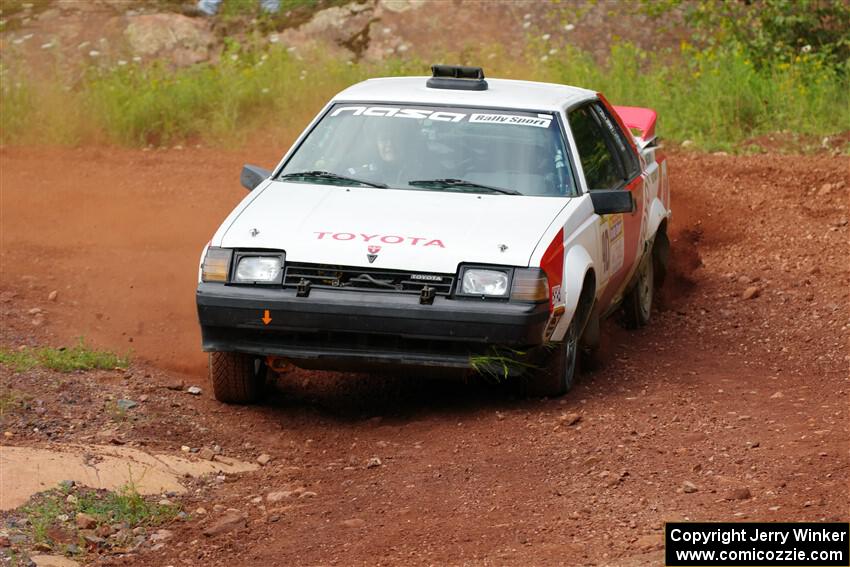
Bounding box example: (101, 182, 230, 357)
(234, 256, 282, 283)
(201, 247, 232, 283)
(460, 268, 510, 297)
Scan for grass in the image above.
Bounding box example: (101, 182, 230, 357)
(537, 42, 850, 152)
(1, 40, 847, 151)
(87, 46, 425, 146)
(214, 0, 354, 33)
(105, 400, 130, 423)
(23, 480, 178, 547)
(0, 387, 30, 429)
(0, 339, 129, 372)
(470, 346, 540, 382)
(25, 491, 64, 544)
(75, 483, 177, 527)
(216, 0, 337, 18)
(0, 388, 25, 416)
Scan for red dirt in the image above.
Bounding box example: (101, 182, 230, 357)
(1, 146, 848, 566)
(0, 145, 283, 375)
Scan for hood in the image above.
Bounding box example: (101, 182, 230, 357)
(217, 181, 571, 273)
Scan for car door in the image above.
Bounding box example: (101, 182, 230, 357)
(567, 101, 645, 313)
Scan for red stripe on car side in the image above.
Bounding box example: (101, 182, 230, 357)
(540, 227, 565, 310)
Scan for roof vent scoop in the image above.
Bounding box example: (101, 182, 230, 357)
(426, 64, 488, 91)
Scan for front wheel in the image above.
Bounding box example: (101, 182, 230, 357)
(526, 317, 579, 397)
(622, 252, 654, 329)
(209, 352, 266, 404)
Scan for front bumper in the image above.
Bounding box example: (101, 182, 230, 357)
(197, 283, 550, 370)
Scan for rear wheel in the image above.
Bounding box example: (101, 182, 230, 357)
(526, 317, 579, 397)
(622, 252, 654, 329)
(209, 352, 266, 404)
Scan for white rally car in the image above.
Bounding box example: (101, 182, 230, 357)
(197, 65, 670, 403)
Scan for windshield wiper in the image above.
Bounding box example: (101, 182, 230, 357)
(407, 178, 522, 195)
(278, 170, 388, 189)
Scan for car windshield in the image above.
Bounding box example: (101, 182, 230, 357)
(278, 104, 576, 197)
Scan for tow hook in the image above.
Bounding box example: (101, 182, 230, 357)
(296, 278, 312, 298)
(419, 286, 436, 305)
(266, 356, 294, 374)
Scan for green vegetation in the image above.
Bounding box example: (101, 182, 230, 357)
(83, 45, 400, 146)
(215, 0, 342, 19)
(24, 481, 178, 547)
(642, 0, 850, 70)
(0, 45, 424, 146)
(0, 339, 129, 372)
(0, 1, 846, 151)
(25, 491, 64, 544)
(539, 42, 848, 151)
(0, 388, 25, 417)
(470, 346, 539, 382)
(74, 483, 178, 527)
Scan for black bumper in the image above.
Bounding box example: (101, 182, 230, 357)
(197, 283, 549, 369)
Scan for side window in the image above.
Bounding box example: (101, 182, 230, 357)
(568, 105, 623, 191)
(591, 103, 640, 180)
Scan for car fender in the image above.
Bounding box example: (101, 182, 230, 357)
(646, 196, 669, 243)
(545, 244, 594, 342)
(644, 157, 670, 241)
(544, 244, 593, 342)
(564, 245, 594, 314)
(197, 242, 210, 284)
(531, 195, 600, 343)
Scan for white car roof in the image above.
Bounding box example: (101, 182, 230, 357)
(333, 76, 597, 112)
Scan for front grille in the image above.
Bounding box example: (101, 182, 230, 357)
(283, 263, 454, 296)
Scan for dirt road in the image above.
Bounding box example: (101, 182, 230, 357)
(1, 146, 848, 566)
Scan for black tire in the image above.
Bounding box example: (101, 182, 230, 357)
(209, 352, 266, 404)
(652, 229, 670, 287)
(577, 311, 601, 371)
(622, 252, 654, 329)
(578, 345, 602, 372)
(526, 317, 579, 398)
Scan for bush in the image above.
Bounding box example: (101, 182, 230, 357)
(643, 0, 850, 71)
(80, 43, 427, 146)
(541, 42, 849, 150)
(1, 38, 846, 151)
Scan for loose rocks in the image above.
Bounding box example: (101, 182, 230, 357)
(203, 511, 247, 537)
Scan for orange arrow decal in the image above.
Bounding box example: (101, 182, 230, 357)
(261, 309, 272, 325)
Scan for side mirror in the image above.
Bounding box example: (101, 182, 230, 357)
(240, 164, 272, 191)
(589, 189, 635, 215)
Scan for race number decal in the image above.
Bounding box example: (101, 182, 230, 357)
(551, 284, 563, 305)
(602, 214, 625, 276)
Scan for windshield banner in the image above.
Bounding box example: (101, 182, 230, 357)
(330, 106, 553, 128)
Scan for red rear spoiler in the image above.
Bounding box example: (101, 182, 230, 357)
(612, 105, 657, 142)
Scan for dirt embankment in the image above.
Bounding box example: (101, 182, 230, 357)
(1, 0, 686, 75)
(1, 147, 848, 566)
